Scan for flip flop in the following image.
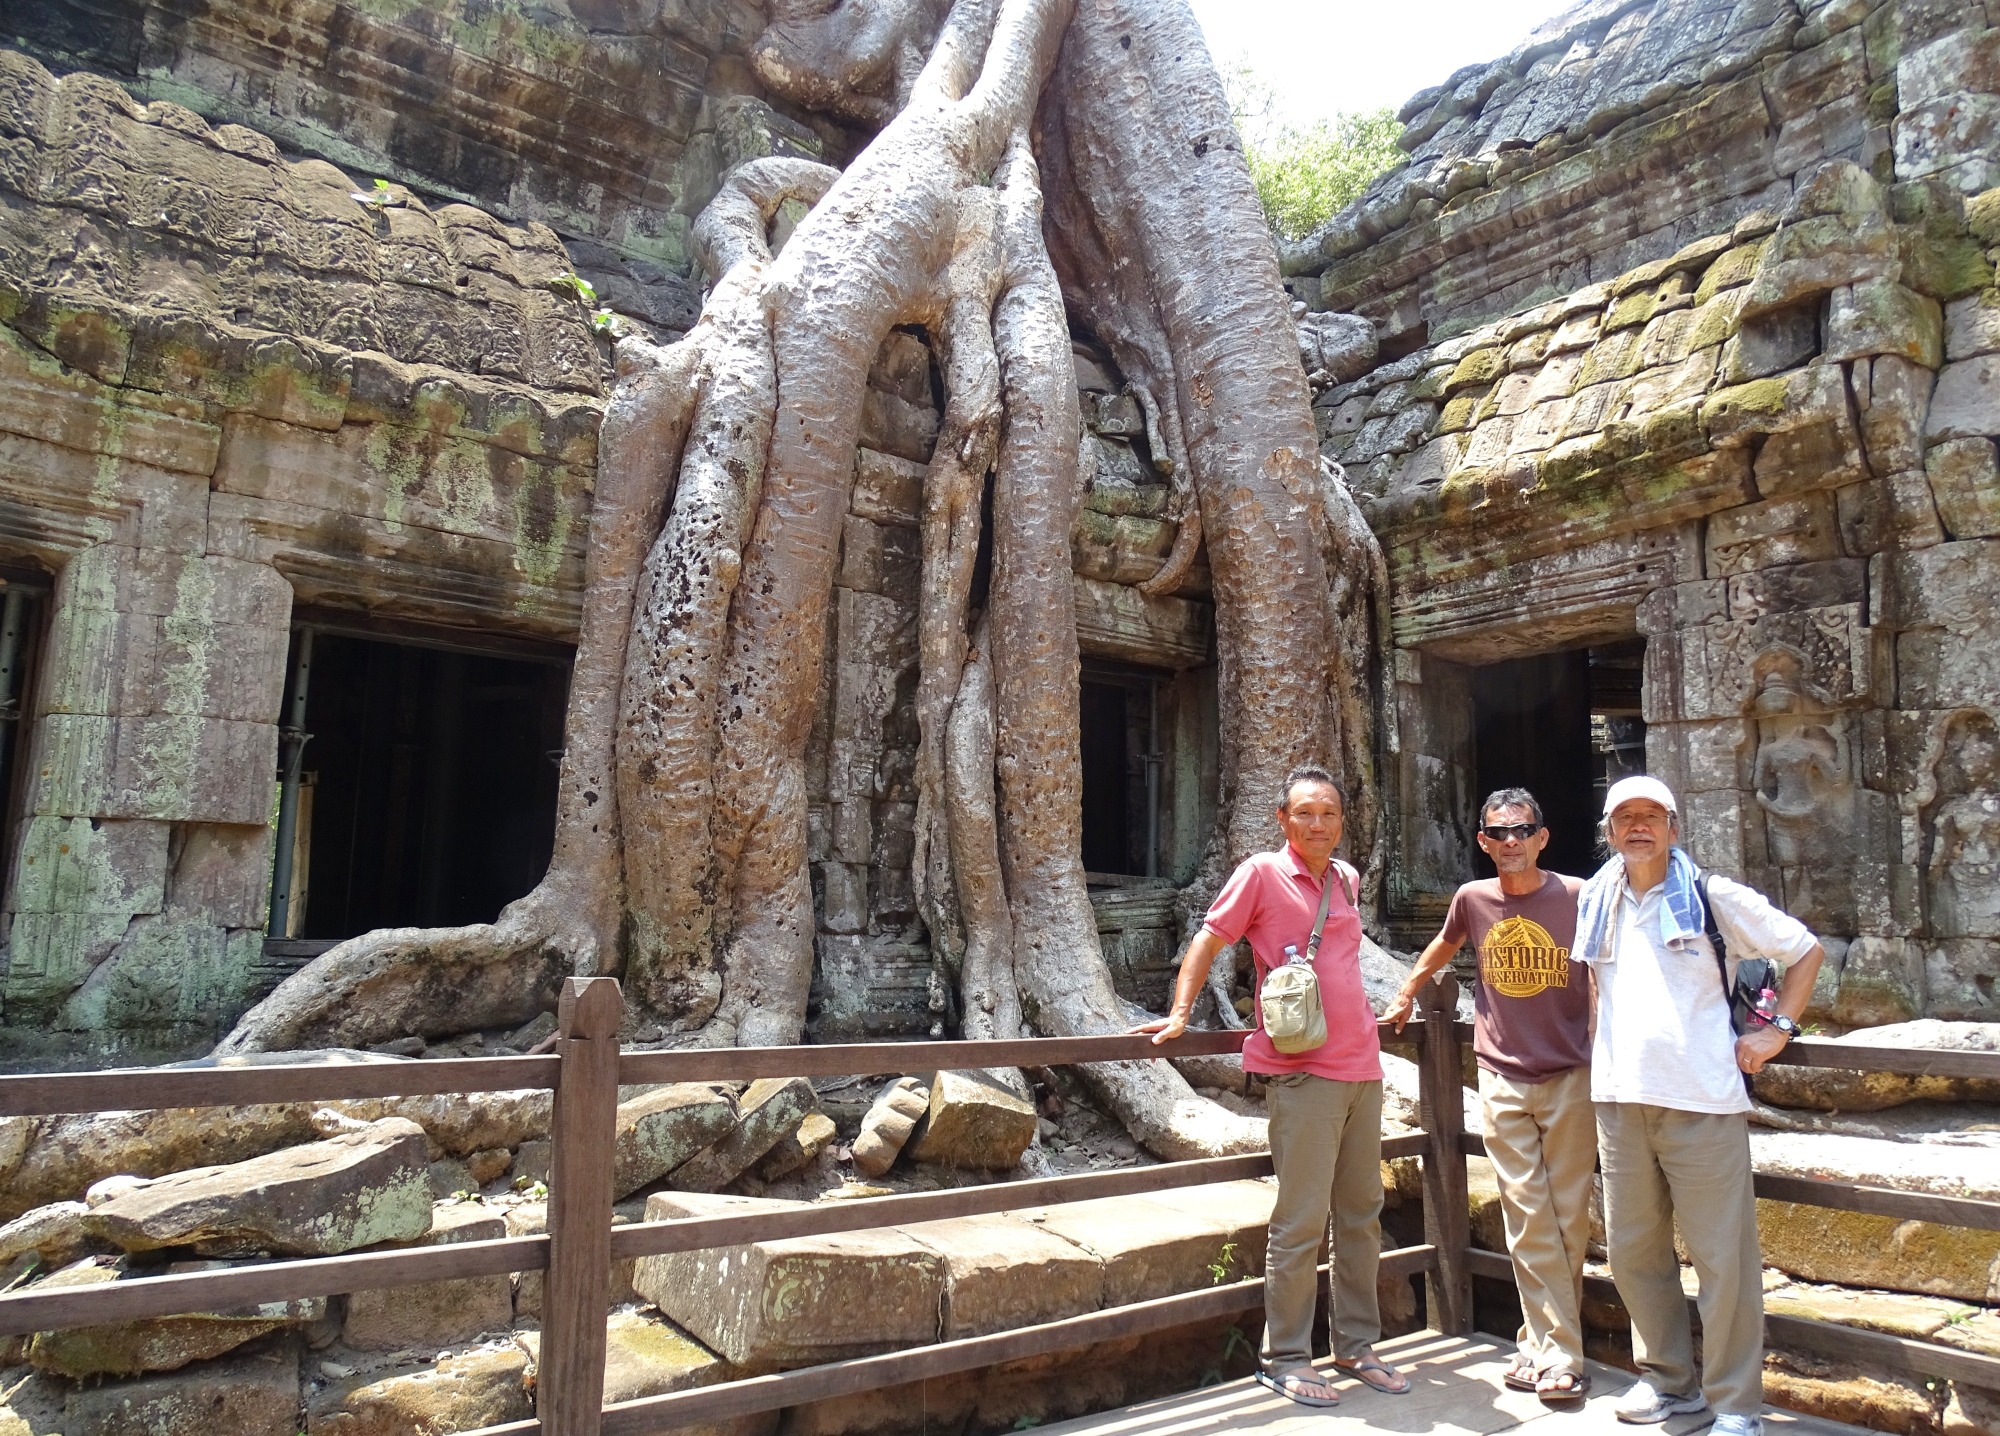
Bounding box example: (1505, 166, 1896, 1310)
(1537, 1369, 1590, 1403)
(1504, 1359, 1541, 1393)
(1335, 1355, 1412, 1396)
(1255, 1369, 1342, 1407)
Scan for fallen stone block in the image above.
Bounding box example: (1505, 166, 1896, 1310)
(26, 1257, 326, 1377)
(668, 1078, 817, 1194)
(612, 1084, 737, 1198)
(306, 1341, 533, 1436)
(903, 1214, 1103, 1338)
(906, 1070, 1036, 1171)
(341, 1200, 515, 1351)
(82, 1117, 431, 1257)
(1014, 1190, 1255, 1307)
(1753, 1020, 2000, 1110)
(517, 1317, 777, 1436)
(634, 1191, 945, 1367)
(63, 1345, 301, 1436)
(756, 1112, 837, 1182)
(0, 1201, 90, 1267)
(505, 1202, 638, 1318)
(851, 1076, 930, 1177)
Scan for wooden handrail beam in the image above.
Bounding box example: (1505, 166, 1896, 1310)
(0, 1055, 562, 1118)
(1459, 1133, 2000, 1232)
(0, 1235, 548, 1336)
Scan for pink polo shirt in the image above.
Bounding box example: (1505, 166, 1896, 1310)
(1203, 844, 1382, 1082)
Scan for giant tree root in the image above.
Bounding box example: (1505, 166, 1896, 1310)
(219, 0, 1384, 1160)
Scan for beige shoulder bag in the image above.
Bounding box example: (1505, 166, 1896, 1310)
(1259, 862, 1356, 1055)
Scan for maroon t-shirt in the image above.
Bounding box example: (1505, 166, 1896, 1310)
(1441, 871, 1589, 1084)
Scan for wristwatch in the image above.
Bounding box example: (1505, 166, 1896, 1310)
(1767, 1013, 1800, 1039)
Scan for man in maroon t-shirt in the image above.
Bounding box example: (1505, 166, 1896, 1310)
(1386, 787, 1592, 1400)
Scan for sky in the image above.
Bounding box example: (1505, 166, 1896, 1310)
(1185, 0, 1584, 127)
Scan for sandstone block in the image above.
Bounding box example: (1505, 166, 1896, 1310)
(634, 1191, 945, 1367)
(63, 1346, 300, 1436)
(857, 389, 937, 465)
(601, 1310, 731, 1404)
(340, 1200, 514, 1351)
(1926, 939, 2000, 1021)
(306, 1342, 532, 1436)
(1824, 280, 1943, 367)
(1856, 355, 1936, 475)
(1297, 311, 1376, 383)
(1927, 437, 2000, 538)
(903, 1215, 1102, 1338)
(1741, 205, 1899, 319)
(1754, 1020, 2000, 1110)
(1705, 493, 1840, 576)
(82, 1117, 431, 1256)
(1947, 291, 2000, 361)
(1832, 937, 1926, 1028)
(906, 1069, 1036, 1171)
(1757, 1200, 2000, 1302)
(27, 1258, 325, 1378)
(755, 1112, 837, 1181)
(852, 1076, 931, 1177)
(0, 1201, 90, 1267)
(1895, 95, 2000, 191)
(1017, 1190, 1253, 1307)
(668, 1077, 818, 1193)
(612, 1084, 737, 1199)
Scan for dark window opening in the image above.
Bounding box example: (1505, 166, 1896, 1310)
(0, 571, 48, 894)
(1079, 663, 1173, 880)
(1470, 639, 1647, 880)
(279, 627, 569, 941)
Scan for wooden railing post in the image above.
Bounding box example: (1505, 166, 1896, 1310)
(1416, 974, 1471, 1335)
(542, 977, 622, 1436)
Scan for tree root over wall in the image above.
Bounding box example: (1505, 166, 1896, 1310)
(221, 0, 1384, 1160)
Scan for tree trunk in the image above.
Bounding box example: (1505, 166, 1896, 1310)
(220, 0, 1371, 1159)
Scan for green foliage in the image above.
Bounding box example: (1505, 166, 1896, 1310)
(549, 272, 599, 305)
(1223, 58, 1405, 241)
(1207, 1241, 1240, 1284)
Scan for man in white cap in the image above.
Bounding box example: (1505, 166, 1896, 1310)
(1577, 776, 1823, 1436)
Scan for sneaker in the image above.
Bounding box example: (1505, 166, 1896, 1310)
(1614, 1381, 1709, 1424)
(1710, 1416, 1763, 1436)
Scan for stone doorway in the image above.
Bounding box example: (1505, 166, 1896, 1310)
(1469, 640, 1647, 880)
(274, 623, 570, 942)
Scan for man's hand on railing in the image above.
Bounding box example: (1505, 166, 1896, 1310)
(1131, 1011, 1191, 1044)
(1383, 989, 1415, 1034)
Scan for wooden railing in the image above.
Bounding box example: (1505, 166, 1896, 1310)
(5, 979, 1997, 1434)
(0, 976, 1467, 1436)
(1450, 1020, 2000, 1396)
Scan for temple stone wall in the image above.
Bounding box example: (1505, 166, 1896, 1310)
(1283, 0, 1994, 349)
(1313, 0, 2000, 1023)
(1, 0, 851, 340)
(0, 51, 602, 1062)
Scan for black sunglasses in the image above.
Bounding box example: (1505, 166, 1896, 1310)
(1480, 823, 1541, 841)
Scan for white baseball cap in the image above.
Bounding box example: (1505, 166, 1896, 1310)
(1603, 774, 1678, 818)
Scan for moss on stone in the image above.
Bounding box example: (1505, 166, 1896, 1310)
(1702, 376, 1793, 437)
(1444, 348, 1504, 395)
(1693, 241, 1767, 305)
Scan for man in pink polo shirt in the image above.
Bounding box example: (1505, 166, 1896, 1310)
(1136, 764, 1403, 1407)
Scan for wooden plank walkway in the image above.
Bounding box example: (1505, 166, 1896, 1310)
(1037, 1331, 1873, 1436)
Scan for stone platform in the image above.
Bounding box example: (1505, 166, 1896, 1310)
(1036, 1330, 1869, 1436)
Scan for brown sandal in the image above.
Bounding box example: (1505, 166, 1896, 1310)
(1537, 1369, 1590, 1403)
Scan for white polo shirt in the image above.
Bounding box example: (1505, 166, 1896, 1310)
(1588, 874, 1818, 1115)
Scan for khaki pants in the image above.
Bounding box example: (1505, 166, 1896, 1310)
(1479, 1064, 1595, 1375)
(1597, 1102, 1764, 1416)
(1262, 1073, 1383, 1372)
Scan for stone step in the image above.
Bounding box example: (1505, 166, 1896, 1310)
(632, 1180, 1278, 1371)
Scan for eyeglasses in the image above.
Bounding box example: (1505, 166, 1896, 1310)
(1480, 823, 1540, 842)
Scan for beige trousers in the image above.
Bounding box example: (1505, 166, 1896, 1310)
(1479, 1064, 1595, 1375)
(1261, 1073, 1383, 1372)
(1597, 1101, 1764, 1416)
